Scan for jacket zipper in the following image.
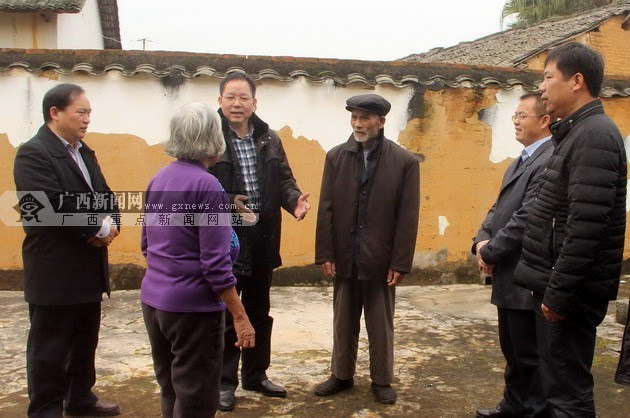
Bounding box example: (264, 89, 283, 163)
(551, 217, 557, 262)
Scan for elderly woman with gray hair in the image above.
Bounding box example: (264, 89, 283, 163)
(141, 103, 254, 417)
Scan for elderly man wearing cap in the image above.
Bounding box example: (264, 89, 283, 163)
(314, 94, 420, 404)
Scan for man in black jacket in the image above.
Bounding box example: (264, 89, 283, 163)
(473, 93, 553, 418)
(208, 72, 310, 411)
(514, 43, 627, 417)
(13, 84, 120, 417)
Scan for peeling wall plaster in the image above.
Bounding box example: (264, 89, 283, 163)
(438, 216, 450, 236)
(0, 72, 414, 150)
(479, 87, 525, 163)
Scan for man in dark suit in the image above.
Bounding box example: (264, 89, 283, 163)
(473, 93, 553, 418)
(13, 84, 120, 417)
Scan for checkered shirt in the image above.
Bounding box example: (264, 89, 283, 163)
(230, 125, 260, 210)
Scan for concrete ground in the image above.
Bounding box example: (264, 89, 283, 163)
(0, 285, 628, 417)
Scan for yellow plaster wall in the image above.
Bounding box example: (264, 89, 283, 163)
(526, 16, 630, 76)
(1, 91, 629, 271)
(398, 88, 512, 262)
(277, 127, 326, 266)
(87, 134, 173, 266)
(0, 133, 172, 269)
(0, 134, 23, 269)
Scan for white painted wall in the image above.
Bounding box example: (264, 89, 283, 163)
(257, 77, 414, 151)
(57, 0, 104, 49)
(0, 12, 57, 49)
(0, 70, 413, 151)
(479, 87, 525, 163)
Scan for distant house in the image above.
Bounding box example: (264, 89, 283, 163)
(0, 0, 121, 49)
(402, 3, 630, 76)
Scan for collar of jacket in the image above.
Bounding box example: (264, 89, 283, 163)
(38, 124, 94, 158)
(341, 129, 386, 155)
(550, 99, 604, 143)
(218, 108, 270, 141)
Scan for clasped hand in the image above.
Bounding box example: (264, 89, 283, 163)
(475, 240, 494, 276)
(87, 216, 119, 247)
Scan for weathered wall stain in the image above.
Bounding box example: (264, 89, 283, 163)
(1, 82, 629, 280)
(399, 88, 512, 264)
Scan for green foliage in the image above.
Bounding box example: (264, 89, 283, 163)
(501, 0, 625, 28)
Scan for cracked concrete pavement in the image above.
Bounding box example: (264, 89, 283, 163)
(1, 285, 628, 417)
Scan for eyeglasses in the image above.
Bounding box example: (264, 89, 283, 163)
(222, 95, 253, 104)
(512, 113, 545, 121)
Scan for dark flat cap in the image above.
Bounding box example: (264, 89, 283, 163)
(345, 94, 391, 116)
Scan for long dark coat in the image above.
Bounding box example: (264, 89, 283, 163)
(315, 133, 420, 280)
(13, 124, 118, 305)
(473, 140, 553, 309)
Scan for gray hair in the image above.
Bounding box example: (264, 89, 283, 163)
(163, 103, 225, 161)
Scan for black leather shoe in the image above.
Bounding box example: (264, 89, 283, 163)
(218, 390, 235, 412)
(242, 379, 287, 397)
(475, 405, 517, 418)
(65, 400, 121, 416)
(371, 383, 397, 404)
(314, 375, 354, 396)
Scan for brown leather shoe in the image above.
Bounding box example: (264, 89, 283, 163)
(314, 375, 354, 396)
(371, 383, 397, 404)
(65, 400, 121, 416)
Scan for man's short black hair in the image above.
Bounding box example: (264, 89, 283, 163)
(42, 83, 85, 123)
(520, 92, 550, 116)
(219, 72, 257, 97)
(544, 42, 604, 98)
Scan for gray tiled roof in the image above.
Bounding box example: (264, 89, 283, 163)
(0, 0, 85, 12)
(401, 3, 630, 67)
(1, 49, 629, 97)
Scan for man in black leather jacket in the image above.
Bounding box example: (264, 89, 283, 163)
(208, 72, 310, 412)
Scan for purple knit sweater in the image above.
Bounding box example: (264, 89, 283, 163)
(140, 160, 237, 312)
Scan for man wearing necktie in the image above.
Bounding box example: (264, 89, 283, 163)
(13, 84, 120, 417)
(472, 93, 554, 418)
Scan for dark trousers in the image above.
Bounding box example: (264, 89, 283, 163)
(26, 303, 101, 418)
(142, 303, 225, 418)
(534, 295, 608, 418)
(497, 307, 546, 417)
(221, 270, 273, 391)
(331, 275, 395, 386)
